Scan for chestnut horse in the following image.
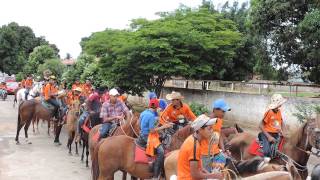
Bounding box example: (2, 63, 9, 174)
(91, 125, 194, 180)
(15, 99, 64, 145)
(227, 118, 320, 179)
(66, 101, 81, 155)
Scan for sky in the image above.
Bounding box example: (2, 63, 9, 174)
(0, 0, 247, 58)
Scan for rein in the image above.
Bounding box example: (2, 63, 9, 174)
(129, 114, 139, 138)
(119, 118, 129, 137)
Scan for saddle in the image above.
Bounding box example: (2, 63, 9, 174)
(41, 100, 55, 112)
(248, 137, 284, 158)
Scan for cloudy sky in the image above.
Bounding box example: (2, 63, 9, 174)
(0, 0, 247, 58)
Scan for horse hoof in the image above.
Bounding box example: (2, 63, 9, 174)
(75, 153, 79, 156)
(54, 142, 62, 146)
(28, 141, 32, 144)
(69, 152, 72, 156)
(16, 141, 20, 145)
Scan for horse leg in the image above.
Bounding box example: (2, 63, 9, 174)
(86, 142, 89, 167)
(122, 172, 127, 180)
(54, 122, 62, 145)
(15, 120, 24, 145)
(81, 138, 85, 162)
(75, 133, 79, 155)
(36, 117, 40, 134)
(47, 119, 51, 136)
(32, 117, 35, 133)
(24, 118, 32, 144)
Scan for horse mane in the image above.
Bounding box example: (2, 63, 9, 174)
(168, 125, 193, 151)
(288, 122, 307, 146)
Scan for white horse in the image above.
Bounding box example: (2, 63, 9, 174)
(14, 81, 43, 107)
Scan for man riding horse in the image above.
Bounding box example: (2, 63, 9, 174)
(98, 88, 131, 141)
(258, 94, 287, 158)
(159, 91, 196, 147)
(21, 74, 33, 100)
(43, 76, 60, 119)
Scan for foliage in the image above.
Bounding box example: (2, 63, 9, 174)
(250, 0, 320, 82)
(23, 45, 59, 75)
(293, 103, 320, 123)
(190, 102, 209, 116)
(15, 72, 24, 82)
(0, 22, 57, 75)
(37, 59, 66, 79)
(82, 7, 242, 95)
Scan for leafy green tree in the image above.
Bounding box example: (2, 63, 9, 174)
(0, 22, 58, 75)
(23, 45, 59, 75)
(37, 59, 66, 79)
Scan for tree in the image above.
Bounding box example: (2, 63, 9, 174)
(83, 8, 242, 96)
(23, 45, 59, 75)
(298, 9, 320, 83)
(250, 0, 320, 82)
(37, 59, 66, 79)
(0, 22, 59, 75)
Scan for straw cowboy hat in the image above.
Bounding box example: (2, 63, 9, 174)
(166, 91, 184, 101)
(268, 94, 287, 110)
(74, 87, 82, 92)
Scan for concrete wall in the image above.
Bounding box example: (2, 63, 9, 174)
(158, 87, 320, 130)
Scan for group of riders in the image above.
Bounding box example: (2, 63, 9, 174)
(16, 74, 304, 180)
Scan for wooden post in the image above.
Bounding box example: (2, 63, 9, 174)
(296, 86, 298, 97)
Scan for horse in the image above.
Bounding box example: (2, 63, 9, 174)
(91, 124, 194, 180)
(163, 148, 297, 180)
(66, 101, 81, 155)
(15, 95, 66, 145)
(14, 82, 43, 107)
(227, 118, 320, 179)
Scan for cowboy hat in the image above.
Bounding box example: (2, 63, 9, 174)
(49, 75, 56, 80)
(268, 94, 287, 110)
(191, 114, 217, 131)
(166, 91, 184, 101)
(73, 87, 82, 92)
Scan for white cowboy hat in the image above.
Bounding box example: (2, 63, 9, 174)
(268, 94, 287, 110)
(166, 91, 184, 101)
(191, 114, 217, 131)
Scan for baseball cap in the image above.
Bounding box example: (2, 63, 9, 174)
(109, 88, 120, 96)
(212, 99, 231, 112)
(149, 98, 159, 108)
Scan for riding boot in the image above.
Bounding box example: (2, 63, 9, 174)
(25, 92, 28, 100)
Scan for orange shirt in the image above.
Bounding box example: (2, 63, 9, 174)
(177, 135, 201, 180)
(200, 118, 223, 155)
(44, 83, 56, 100)
(81, 84, 92, 97)
(263, 109, 283, 133)
(25, 79, 33, 88)
(160, 103, 196, 125)
(21, 79, 26, 88)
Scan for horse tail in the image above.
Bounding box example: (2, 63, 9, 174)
(91, 140, 103, 180)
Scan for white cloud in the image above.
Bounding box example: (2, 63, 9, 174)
(0, 0, 247, 58)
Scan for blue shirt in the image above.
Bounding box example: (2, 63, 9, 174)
(140, 109, 158, 136)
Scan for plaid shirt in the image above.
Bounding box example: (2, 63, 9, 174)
(100, 99, 129, 123)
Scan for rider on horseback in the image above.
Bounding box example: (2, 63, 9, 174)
(43, 75, 60, 119)
(0, 81, 7, 99)
(21, 75, 33, 100)
(138, 98, 171, 179)
(177, 114, 223, 180)
(200, 99, 231, 172)
(77, 87, 105, 133)
(99, 88, 131, 140)
(258, 94, 287, 158)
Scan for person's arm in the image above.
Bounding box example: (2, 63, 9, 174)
(259, 113, 275, 142)
(100, 103, 119, 123)
(190, 161, 223, 179)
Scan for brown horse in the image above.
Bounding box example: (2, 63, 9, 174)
(15, 99, 64, 145)
(91, 125, 194, 180)
(66, 102, 81, 155)
(228, 118, 320, 179)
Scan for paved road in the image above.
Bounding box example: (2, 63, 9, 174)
(0, 96, 126, 180)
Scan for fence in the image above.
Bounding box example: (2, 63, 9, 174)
(164, 79, 320, 98)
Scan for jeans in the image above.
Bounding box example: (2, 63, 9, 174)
(258, 132, 280, 158)
(99, 122, 112, 139)
(139, 134, 164, 177)
(77, 111, 89, 133)
(25, 88, 30, 100)
(46, 99, 60, 118)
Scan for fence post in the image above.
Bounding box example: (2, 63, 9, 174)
(259, 84, 261, 94)
(295, 86, 298, 97)
(231, 82, 234, 92)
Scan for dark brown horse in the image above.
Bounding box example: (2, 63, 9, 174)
(91, 125, 194, 180)
(15, 99, 64, 145)
(228, 118, 320, 179)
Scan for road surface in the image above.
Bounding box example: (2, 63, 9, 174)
(0, 96, 126, 180)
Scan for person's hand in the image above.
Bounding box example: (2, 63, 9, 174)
(268, 136, 276, 143)
(89, 111, 95, 114)
(164, 123, 174, 128)
(209, 172, 224, 179)
(224, 149, 231, 156)
(116, 115, 124, 120)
